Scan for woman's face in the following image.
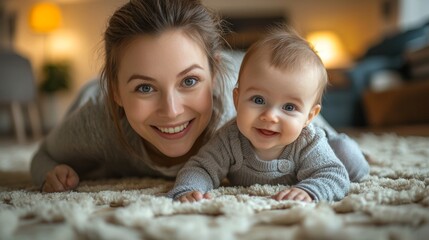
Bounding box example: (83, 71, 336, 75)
(115, 30, 214, 157)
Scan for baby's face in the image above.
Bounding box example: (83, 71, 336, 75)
(233, 51, 320, 159)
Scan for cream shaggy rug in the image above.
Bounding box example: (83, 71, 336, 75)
(1, 133, 429, 240)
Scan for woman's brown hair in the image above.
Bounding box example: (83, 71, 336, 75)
(100, 0, 228, 150)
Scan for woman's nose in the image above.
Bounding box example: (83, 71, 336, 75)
(159, 92, 185, 118)
(259, 107, 279, 123)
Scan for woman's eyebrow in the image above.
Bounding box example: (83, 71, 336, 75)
(127, 74, 155, 83)
(127, 64, 203, 83)
(177, 64, 203, 78)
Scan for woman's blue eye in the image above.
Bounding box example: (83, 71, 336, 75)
(182, 77, 198, 88)
(283, 103, 295, 112)
(136, 84, 153, 93)
(251, 96, 265, 105)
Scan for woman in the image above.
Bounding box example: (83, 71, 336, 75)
(31, 0, 368, 192)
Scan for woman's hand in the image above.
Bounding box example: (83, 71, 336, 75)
(177, 191, 211, 203)
(272, 187, 312, 202)
(42, 164, 80, 192)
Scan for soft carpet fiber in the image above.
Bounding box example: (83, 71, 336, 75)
(1, 133, 429, 240)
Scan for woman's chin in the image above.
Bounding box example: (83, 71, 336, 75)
(159, 144, 193, 158)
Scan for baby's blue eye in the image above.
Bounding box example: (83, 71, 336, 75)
(182, 77, 198, 88)
(283, 103, 295, 112)
(251, 95, 265, 105)
(136, 84, 153, 93)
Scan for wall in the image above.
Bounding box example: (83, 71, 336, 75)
(203, 0, 393, 59)
(399, 0, 429, 29)
(4, 0, 126, 92)
(1, 0, 126, 134)
(0, 0, 402, 134)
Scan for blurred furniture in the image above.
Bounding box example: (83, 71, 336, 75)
(321, 19, 429, 128)
(0, 49, 42, 143)
(362, 42, 429, 127)
(363, 80, 429, 127)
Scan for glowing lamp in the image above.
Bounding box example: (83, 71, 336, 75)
(307, 31, 350, 68)
(29, 2, 62, 33)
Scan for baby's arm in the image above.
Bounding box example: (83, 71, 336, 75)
(272, 187, 312, 202)
(293, 127, 350, 202)
(167, 125, 235, 201)
(167, 147, 230, 200)
(312, 117, 369, 182)
(327, 133, 369, 182)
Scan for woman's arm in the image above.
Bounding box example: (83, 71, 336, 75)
(30, 142, 64, 188)
(30, 101, 107, 190)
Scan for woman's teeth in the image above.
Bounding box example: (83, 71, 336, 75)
(158, 122, 189, 134)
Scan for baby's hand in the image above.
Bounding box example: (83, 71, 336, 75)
(177, 191, 211, 203)
(272, 187, 312, 202)
(42, 164, 80, 192)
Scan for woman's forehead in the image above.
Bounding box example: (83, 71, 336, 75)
(118, 30, 211, 79)
(126, 31, 206, 59)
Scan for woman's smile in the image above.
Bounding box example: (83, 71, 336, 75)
(152, 120, 194, 140)
(155, 121, 190, 134)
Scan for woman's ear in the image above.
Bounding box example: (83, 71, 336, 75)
(113, 89, 123, 107)
(211, 53, 223, 89)
(304, 104, 321, 127)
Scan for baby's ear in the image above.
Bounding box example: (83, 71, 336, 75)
(304, 104, 321, 127)
(233, 87, 239, 110)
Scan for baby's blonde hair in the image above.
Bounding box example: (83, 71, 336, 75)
(237, 27, 328, 105)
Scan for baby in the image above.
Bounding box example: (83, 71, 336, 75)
(167, 27, 350, 203)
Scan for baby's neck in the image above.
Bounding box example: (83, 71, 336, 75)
(254, 147, 285, 161)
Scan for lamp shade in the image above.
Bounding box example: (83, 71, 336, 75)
(307, 31, 350, 68)
(29, 2, 62, 33)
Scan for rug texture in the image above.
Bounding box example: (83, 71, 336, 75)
(0, 133, 429, 240)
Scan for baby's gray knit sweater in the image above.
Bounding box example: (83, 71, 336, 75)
(167, 121, 350, 202)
